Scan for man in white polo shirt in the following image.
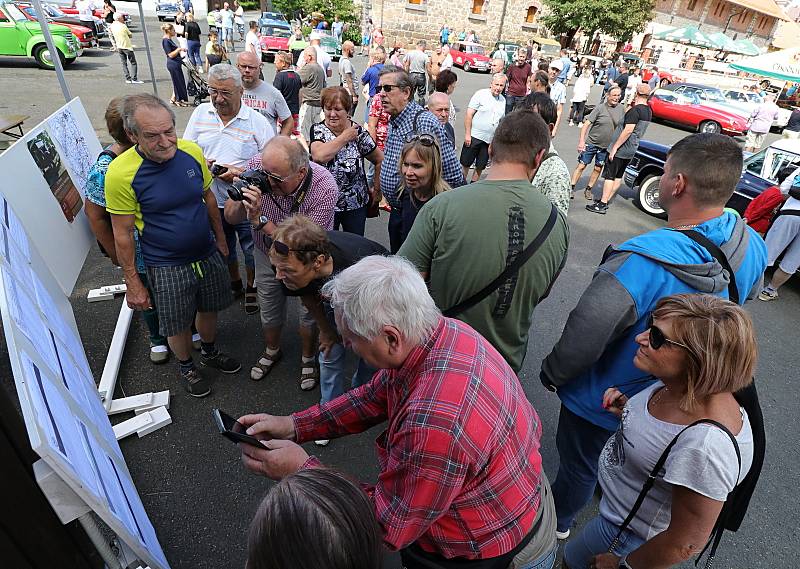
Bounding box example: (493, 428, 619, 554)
(184, 63, 274, 310)
(237, 51, 294, 136)
(460, 73, 507, 183)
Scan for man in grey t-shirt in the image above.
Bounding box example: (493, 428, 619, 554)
(298, 48, 326, 142)
(404, 40, 430, 104)
(571, 85, 624, 200)
(238, 51, 294, 136)
(339, 40, 358, 117)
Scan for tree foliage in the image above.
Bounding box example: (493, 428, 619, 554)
(541, 0, 654, 44)
(272, 0, 358, 24)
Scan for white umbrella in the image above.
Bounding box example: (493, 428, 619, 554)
(729, 46, 800, 82)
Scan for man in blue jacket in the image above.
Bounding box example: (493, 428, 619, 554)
(540, 133, 767, 539)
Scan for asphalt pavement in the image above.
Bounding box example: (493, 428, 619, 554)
(1, 13, 798, 569)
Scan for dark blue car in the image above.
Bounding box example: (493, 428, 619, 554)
(624, 137, 800, 218)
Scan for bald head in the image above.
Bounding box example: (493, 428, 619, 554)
(304, 47, 317, 63)
(490, 57, 505, 74)
(260, 137, 310, 195)
(426, 91, 450, 125)
(236, 51, 262, 89)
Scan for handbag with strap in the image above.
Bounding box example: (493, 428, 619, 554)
(443, 204, 560, 317)
(608, 419, 742, 569)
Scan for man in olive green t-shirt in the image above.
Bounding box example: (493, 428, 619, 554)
(399, 110, 569, 372)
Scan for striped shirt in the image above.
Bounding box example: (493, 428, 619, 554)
(245, 155, 338, 255)
(184, 103, 274, 208)
(293, 317, 544, 559)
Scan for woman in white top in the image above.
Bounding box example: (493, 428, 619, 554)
(564, 293, 756, 569)
(624, 67, 642, 105)
(568, 67, 593, 126)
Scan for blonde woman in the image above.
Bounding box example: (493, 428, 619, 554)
(395, 134, 450, 249)
(162, 23, 189, 105)
(565, 294, 757, 569)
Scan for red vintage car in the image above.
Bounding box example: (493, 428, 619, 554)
(648, 87, 748, 136)
(450, 41, 491, 72)
(17, 3, 95, 47)
(258, 22, 290, 61)
(641, 67, 681, 88)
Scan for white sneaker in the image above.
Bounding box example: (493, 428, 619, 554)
(314, 439, 330, 446)
(758, 289, 778, 301)
(131, 79, 144, 84)
(556, 529, 570, 540)
(192, 332, 202, 350)
(149, 344, 169, 364)
(125, 80, 133, 84)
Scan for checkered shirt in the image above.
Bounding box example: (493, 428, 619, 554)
(380, 100, 465, 207)
(245, 156, 337, 255)
(293, 317, 544, 559)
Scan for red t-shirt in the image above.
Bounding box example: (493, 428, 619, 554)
(506, 63, 532, 97)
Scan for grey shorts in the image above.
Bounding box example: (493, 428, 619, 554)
(254, 247, 316, 329)
(766, 213, 800, 274)
(147, 250, 232, 337)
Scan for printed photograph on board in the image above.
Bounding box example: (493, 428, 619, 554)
(26, 130, 83, 223)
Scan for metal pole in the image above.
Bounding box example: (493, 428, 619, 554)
(29, 0, 71, 102)
(136, 1, 159, 96)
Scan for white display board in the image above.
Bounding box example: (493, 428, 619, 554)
(0, 100, 170, 569)
(0, 98, 96, 295)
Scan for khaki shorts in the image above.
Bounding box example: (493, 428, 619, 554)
(254, 247, 316, 330)
(746, 130, 767, 149)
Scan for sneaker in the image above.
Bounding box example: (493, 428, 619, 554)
(125, 79, 133, 84)
(555, 529, 571, 540)
(182, 368, 211, 397)
(569, 120, 575, 126)
(314, 439, 330, 446)
(149, 344, 169, 364)
(584, 187, 594, 200)
(758, 289, 778, 301)
(586, 201, 608, 214)
(201, 351, 242, 374)
(192, 332, 202, 350)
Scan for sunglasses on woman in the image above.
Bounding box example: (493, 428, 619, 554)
(272, 240, 320, 256)
(404, 133, 439, 146)
(646, 314, 692, 351)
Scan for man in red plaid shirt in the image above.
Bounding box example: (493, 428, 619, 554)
(238, 256, 558, 568)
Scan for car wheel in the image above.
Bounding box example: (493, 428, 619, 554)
(634, 174, 667, 219)
(33, 44, 57, 69)
(158, 16, 163, 21)
(659, 78, 670, 88)
(63, 57, 77, 66)
(699, 120, 721, 134)
(463, 61, 471, 72)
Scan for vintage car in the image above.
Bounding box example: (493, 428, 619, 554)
(640, 66, 682, 88)
(624, 137, 800, 218)
(491, 40, 520, 65)
(16, 3, 95, 47)
(648, 87, 749, 136)
(721, 88, 791, 132)
(315, 28, 340, 61)
(0, 1, 81, 68)
(156, 1, 179, 21)
(450, 41, 490, 72)
(258, 20, 290, 61)
(48, 0, 127, 26)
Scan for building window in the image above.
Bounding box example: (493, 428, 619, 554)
(526, 6, 537, 22)
(408, 0, 423, 4)
(687, 0, 697, 10)
(713, 1, 726, 17)
(472, 0, 484, 13)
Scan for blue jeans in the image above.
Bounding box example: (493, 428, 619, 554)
(519, 542, 558, 569)
(505, 94, 525, 114)
(318, 343, 376, 404)
(364, 95, 373, 123)
(334, 206, 367, 236)
(563, 515, 645, 569)
(551, 405, 614, 533)
(388, 207, 403, 253)
(187, 39, 202, 67)
(220, 210, 255, 270)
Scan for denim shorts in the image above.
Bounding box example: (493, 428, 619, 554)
(563, 515, 645, 569)
(578, 144, 608, 167)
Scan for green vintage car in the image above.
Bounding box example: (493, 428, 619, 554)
(315, 29, 341, 61)
(0, 1, 80, 69)
(491, 41, 521, 66)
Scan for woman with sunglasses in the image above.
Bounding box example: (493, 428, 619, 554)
(310, 87, 383, 236)
(564, 293, 756, 569)
(396, 135, 450, 248)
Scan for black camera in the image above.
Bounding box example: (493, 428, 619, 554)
(210, 163, 228, 177)
(227, 169, 271, 201)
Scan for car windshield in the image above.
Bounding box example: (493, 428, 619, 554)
(698, 88, 726, 102)
(4, 3, 28, 21)
(466, 45, 485, 55)
(262, 26, 290, 38)
(745, 147, 800, 182)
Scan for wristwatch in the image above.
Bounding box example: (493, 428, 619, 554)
(252, 215, 268, 232)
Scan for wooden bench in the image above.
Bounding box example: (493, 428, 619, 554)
(0, 114, 29, 139)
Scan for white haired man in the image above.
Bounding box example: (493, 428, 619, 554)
(237, 253, 558, 568)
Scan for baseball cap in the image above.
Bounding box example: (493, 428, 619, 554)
(549, 59, 564, 71)
(636, 83, 651, 96)
(309, 31, 321, 40)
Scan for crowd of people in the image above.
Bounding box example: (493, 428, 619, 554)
(80, 18, 778, 568)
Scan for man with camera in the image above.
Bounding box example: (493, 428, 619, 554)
(224, 136, 338, 392)
(184, 64, 274, 312)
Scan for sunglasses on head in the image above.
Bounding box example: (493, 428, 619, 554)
(272, 240, 320, 256)
(404, 133, 438, 146)
(646, 314, 691, 351)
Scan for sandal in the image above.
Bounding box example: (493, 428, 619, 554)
(244, 286, 258, 315)
(250, 348, 283, 381)
(299, 360, 319, 391)
(584, 187, 594, 200)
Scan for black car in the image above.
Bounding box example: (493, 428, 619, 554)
(624, 137, 800, 218)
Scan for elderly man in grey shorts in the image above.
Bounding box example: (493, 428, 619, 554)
(758, 190, 800, 302)
(224, 136, 338, 390)
(106, 94, 241, 398)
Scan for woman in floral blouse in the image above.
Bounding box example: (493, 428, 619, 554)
(310, 87, 383, 235)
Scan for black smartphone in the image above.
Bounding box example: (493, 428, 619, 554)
(212, 408, 265, 448)
(210, 163, 228, 177)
